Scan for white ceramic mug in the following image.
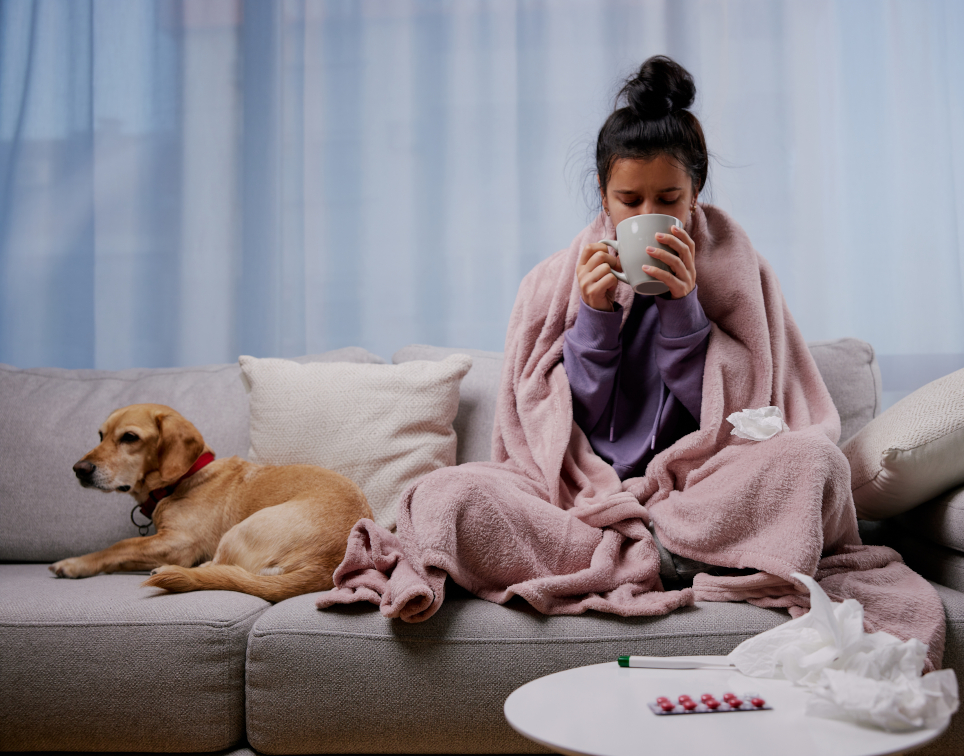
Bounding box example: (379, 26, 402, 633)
(599, 214, 681, 296)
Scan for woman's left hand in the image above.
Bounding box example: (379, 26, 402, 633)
(643, 225, 697, 299)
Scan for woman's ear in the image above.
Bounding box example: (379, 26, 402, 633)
(686, 190, 700, 231)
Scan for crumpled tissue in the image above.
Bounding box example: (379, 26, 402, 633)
(728, 572, 959, 731)
(727, 405, 790, 441)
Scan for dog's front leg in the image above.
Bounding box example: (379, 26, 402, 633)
(50, 534, 201, 578)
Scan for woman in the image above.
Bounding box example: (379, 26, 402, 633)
(319, 57, 944, 669)
(564, 56, 710, 483)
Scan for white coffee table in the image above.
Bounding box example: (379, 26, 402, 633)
(504, 660, 950, 756)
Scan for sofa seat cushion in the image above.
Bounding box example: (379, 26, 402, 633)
(245, 588, 789, 754)
(0, 564, 268, 752)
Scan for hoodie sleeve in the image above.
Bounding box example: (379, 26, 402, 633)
(562, 299, 624, 434)
(653, 285, 711, 421)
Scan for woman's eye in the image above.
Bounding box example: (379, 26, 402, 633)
(120, 432, 139, 443)
(659, 196, 681, 205)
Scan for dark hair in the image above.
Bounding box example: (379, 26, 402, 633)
(596, 56, 708, 196)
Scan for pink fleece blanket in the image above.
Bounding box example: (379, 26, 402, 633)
(318, 206, 945, 669)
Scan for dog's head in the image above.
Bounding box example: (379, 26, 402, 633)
(73, 404, 206, 497)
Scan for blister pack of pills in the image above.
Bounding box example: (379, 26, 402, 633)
(648, 692, 771, 715)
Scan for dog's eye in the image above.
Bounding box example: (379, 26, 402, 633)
(120, 432, 140, 444)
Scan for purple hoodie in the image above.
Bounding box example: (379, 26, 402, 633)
(562, 287, 711, 480)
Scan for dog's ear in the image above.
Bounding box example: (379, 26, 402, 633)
(154, 411, 204, 487)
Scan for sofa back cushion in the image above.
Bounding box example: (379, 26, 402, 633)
(806, 338, 882, 445)
(0, 348, 383, 562)
(394, 337, 881, 464)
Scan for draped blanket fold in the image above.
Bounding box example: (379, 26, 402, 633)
(318, 206, 945, 670)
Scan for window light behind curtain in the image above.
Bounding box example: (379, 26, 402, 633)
(1, 0, 962, 407)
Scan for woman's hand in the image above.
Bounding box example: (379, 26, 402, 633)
(643, 226, 697, 299)
(577, 243, 622, 311)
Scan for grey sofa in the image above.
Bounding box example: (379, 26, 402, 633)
(1, 338, 961, 755)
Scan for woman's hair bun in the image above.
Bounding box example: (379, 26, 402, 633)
(618, 55, 696, 120)
(595, 55, 708, 195)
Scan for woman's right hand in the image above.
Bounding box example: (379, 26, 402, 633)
(577, 243, 622, 311)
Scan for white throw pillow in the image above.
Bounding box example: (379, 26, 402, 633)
(239, 353, 472, 532)
(843, 368, 964, 520)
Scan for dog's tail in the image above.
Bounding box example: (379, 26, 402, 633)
(142, 563, 334, 603)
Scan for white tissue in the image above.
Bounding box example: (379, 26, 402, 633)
(728, 572, 959, 731)
(726, 405, 789, 441)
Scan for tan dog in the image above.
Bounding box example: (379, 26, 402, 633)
(50, 403, 372, 602)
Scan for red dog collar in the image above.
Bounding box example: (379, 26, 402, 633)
(139, 451, 216, 520)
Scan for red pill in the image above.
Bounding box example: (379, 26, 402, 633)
(722, 692, 736, 701)
(706, 699, 720, 709)
(751, 698, 766, 708)
(660, 702, 675, 711)
(656, 697, 670, 704)
(682, 700, 697, 710)
(700, 693, 714, 702)
(678, 695, 692, 704)
(729, 699, 744, 708)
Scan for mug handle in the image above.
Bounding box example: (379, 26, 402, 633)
(598, 239, 630, 285)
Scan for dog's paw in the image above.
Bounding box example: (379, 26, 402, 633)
(49, 558, 94, 578)
(143, 565, 194, 593)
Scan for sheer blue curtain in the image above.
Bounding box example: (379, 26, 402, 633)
(2, 0, 962, 401)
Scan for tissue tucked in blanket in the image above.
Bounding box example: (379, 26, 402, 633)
(727, 406, 790, 440)
(317, 206, 946, 670)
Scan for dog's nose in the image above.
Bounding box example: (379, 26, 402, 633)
(73, 460, 96, 479)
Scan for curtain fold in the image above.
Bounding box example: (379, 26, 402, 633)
(1, 0, 962, 382)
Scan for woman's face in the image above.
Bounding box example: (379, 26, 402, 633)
(600, 155, 697, 229)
